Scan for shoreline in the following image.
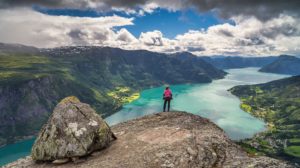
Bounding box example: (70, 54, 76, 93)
(1, 68, 286, 165)
(229, 86, 300, 164)
(0, 136, 35, 149)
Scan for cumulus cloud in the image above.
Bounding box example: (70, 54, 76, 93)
(1, 0, 300, 21)
(132, 14, 300, 56)
(150, 14, 300, 56)
(0, 8, 134, 47)
(186, 46, 206, 52)
(0, 8, 300, 56)
(116, 28, 138, 43)
(139, 30, 164, 46)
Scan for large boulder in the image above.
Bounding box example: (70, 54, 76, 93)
(31, 96, 116, 161)
(7, 111, 294, 168)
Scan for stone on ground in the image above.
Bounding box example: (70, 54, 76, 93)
(31, 96, 116, 161)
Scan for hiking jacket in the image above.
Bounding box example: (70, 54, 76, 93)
(163, 89, 172, 99)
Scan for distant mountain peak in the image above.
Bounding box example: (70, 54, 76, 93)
(259, 55, 300, 75)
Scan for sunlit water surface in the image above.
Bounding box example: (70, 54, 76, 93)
(106, 68, 289, 139)
(0, 68, 289, 166)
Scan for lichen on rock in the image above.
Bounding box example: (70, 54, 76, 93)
(31, 96, 116, 161)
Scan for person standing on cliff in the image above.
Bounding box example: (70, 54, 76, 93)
(163, 86, 172, 112)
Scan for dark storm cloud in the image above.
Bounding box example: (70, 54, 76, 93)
(68, 29, 87, 40)
(186, 46, 205, 52)
(67, 29, 89, 45)
(174, 46, 181, 51)
(236, 37, 265, 46)
(93, 32, 109, 42)
(0, 0, 132, 9)
(249, 37, 265, 45)
(0, 0, 63, 8)
(218, 29, 234, 37)
(102, 0, 146, 8)
(261, 23, 299, 39)
(1, 0, 300, 21)
(188, 0, 300, 21)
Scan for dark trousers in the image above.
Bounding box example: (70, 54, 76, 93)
(163, 99, 171, 112)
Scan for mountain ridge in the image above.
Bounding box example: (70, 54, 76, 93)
(202, 56, 278, 69)
(259, 55, 300, 75)
(0, 43, 226, 147)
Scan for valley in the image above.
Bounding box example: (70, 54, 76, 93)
(0, 44, 225, 147)
(0, 68, 289, 166)
(0, 43, 299, 166)
(230, 76, 300, 163)
(1, 2, 299, 167)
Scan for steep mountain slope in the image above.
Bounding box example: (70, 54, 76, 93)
(259, 55, 300, 75)
(230, 76, 300, 163)
(170, 52, 228, 77)
(202, 56, 277, 69)
(0, 44, 226, 146)
(0, 43, 39, 54)
(42, 47, 226, 86)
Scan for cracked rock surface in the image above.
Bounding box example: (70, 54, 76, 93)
(30, 96, 116, 161)
(5, 111, 294, 168)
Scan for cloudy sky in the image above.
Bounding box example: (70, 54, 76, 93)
(0, 0, 300, 56)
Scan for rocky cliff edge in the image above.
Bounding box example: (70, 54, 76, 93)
(4, 111, 294, 168)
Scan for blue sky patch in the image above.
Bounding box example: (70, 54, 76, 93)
(34, 6, 234, 39)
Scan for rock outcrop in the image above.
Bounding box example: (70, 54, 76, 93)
(5, 112, 294, 168)
(31, 96, 116, 161)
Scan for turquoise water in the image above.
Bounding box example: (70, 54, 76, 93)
(0, 68, 289, 166)
(0, 138, 35, 166)
(106, 68, 289, 139)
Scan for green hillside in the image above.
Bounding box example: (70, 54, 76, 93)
(230, 76, 300, 163)
(0, 44, 226, 146)
(259, 55, 300, 75)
